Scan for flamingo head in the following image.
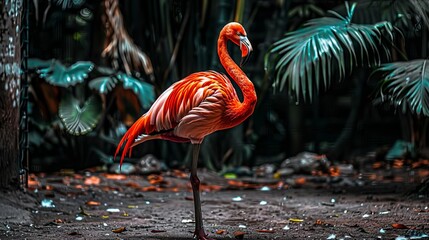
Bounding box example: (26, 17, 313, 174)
(223, 22, 253, 66)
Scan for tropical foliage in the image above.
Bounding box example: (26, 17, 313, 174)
(27, 58, 154, 169)
(377, 60, 429, 117)
(266, 2, 394, 101)
(29, 59, 154, 135)
(266, 0, 429, 158)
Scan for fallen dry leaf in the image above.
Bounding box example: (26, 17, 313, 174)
(329, 166, 340, 177)
(103, 174, 127, 180)
(294, 177, 306, 185)
(172, 169, 188, 178)
(85, 201, 101, 206)
(84, 176, 100, 185)
(112, 227, 126, 233)
(289, 218, 304, 222)
(315, 219, 324, 225)
(101, 186, 123, 192)
(233, 230, 245, 239)
(28, 174, 40, 188)
(256, 229, 275, 233)
(200, 184, 223, 192)
(147, 174, 166, 185)
(141, 186, 163, 192)
(53, 219, 64, 224)
(393, 159, 404, 169)
(216, 229, 226, 235)
(125, 181, 141, 188)
(392, 223, 409, 229)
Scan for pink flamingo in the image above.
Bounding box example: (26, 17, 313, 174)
(115, 22, 256, 240)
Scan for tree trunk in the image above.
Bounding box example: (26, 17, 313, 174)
(0, 0, 22, 189)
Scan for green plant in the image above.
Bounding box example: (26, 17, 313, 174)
(265, 2, 394, 101)
(265, 1, 429, 160)
(28, 58, 155, 169)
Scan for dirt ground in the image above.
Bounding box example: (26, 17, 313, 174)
(0, 167, 428, 240)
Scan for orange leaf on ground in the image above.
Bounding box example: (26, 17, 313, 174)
(101, 186, 123, 192)
(103, 174, 127, 180)
(392, 223, 409, 229)
(233, 230, 245, 239)
(53, 219, 64, 224)
(294, 177, 306, 185)
(256, 229, 275, 233)
(85, 201, 101, 206)
(172, 169, 188, 178)
(315, 219, 323, 225)
(216, 229, 226, 235)
(141, 186, 163, 192)
(393, 159, 404, 169)
(84, 176, 100, 185)
(200, 184, 223, 192)
(329, 166, 340, 177)
(125, 182, 141, 188)
(147, 174, 164, 185)
(28, 174, 40, 187)
(112, 227, 126, 233)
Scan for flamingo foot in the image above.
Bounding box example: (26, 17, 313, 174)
(194, 228, 215, 240)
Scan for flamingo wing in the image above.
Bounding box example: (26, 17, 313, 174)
(115, 71, 236, 165)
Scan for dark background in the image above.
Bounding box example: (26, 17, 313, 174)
(27, 0, 425, 173)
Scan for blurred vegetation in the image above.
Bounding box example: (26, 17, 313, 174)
(27, 0, 429, 172)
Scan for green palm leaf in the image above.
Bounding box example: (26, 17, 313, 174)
(377, 59, 429, 116)
(332, 0, 429, 38)
(38, 61, 94, 87)
(116, 73, 155, 109)
(89, 76, 118, 94)
(266, 2, 394, 100)
(59, 94, 102, 135)
(28, 58, 52, 69)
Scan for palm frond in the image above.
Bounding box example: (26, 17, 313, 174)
(38, 60, 94, 87)
(335, 0, 429, 34)
(377, 59, 429, 116)
(89, 76, 118, 94)
(265, 2, 394, 101)
(116, 73, 155, 109)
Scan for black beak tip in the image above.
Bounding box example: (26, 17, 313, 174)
(240, 53, 251, 67)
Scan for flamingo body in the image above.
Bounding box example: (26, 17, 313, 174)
(115, 22, 256, 240)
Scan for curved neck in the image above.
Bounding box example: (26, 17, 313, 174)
(217, 33, 257, 125)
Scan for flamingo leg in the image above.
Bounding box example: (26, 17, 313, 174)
(190, 144, 213, 240)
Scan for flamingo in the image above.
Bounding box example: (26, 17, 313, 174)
(115, 22, 256, 240)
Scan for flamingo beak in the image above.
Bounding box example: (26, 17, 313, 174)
(240, 35, 253, 67)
